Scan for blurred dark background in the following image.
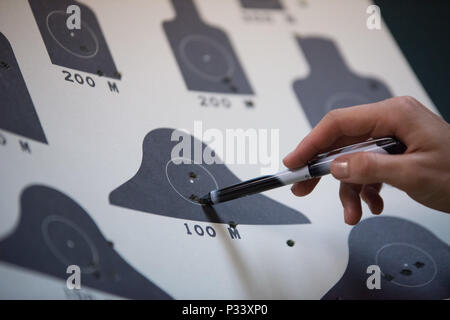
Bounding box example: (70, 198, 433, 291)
(374, 0, 450, 121)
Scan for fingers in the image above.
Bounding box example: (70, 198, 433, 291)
(339, 183, 363, 225)
(360, 183, 384, 214)
(291, 178, 320, 196)
(339, 183, 384, 225)
(330, 151, 413, 191)
(283, 97, 418, 169)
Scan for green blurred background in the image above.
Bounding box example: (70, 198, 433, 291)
(375, 0, 450, 121)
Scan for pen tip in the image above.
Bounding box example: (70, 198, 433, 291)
(198, 194, 213, 206)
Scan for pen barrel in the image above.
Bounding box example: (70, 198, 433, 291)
(209, 137, 406, 205)
(214, 175, 284, 203)
(376, 137, 407, 154)
(308, 137, 406, 177)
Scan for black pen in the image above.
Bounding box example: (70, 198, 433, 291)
(199, 137, 406, 205)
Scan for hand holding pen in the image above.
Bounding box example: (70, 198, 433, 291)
(283, 96, 450, 224)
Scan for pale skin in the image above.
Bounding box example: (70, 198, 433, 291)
(283, 96, 450, 225)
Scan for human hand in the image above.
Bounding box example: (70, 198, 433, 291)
(283, 96, 450, 225)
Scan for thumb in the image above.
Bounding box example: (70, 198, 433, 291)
(330, 152, 411, 189)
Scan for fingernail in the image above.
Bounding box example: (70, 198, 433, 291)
(332, 159, 349, 179)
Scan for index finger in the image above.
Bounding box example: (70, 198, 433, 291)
(283, 98, 408, 169)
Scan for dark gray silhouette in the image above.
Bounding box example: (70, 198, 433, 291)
(110, 128, 309, 225)
(163, 0, 253, 94)
(293, 37, 392, 127)
(240, 0, 283, 10)
(29, 0, 120, 79)
(0, 185, 172, 300)
(0, 33, 47, 143)
(322, 216, 450, 300)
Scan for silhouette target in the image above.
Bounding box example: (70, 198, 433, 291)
(239, 0, 283, 10)
(293, 37, 392, 127)
(29, 0, 120, 79)
(0, 185, 172, 300)
(163, 0, 253, 94)
(322, 216, 450, 300)
(0, 33, 47, 143)
(109, 128, 309, 225)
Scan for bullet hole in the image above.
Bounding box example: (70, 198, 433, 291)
(66, 240, 75, 249)
(114, 71, 122, 80)
(221, 76, 238, 93)
(0, 61, 10, 70)
(400, 268, 412, 276)
(222, 76, 231, 84)
(384, 273, 395, 281)
(245, 100, 254, 108)
(369, 80, 379, 90)
(97, 70, 104, 77)
(189, 194, 200, 203)
(286, 239, 295, 247)
(189, 171, 198, 183)
(414, 261, 425, 269)
(106, 240, 114, 248)
(228, 221, 238, 229)
(80, 45, 89, 52)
